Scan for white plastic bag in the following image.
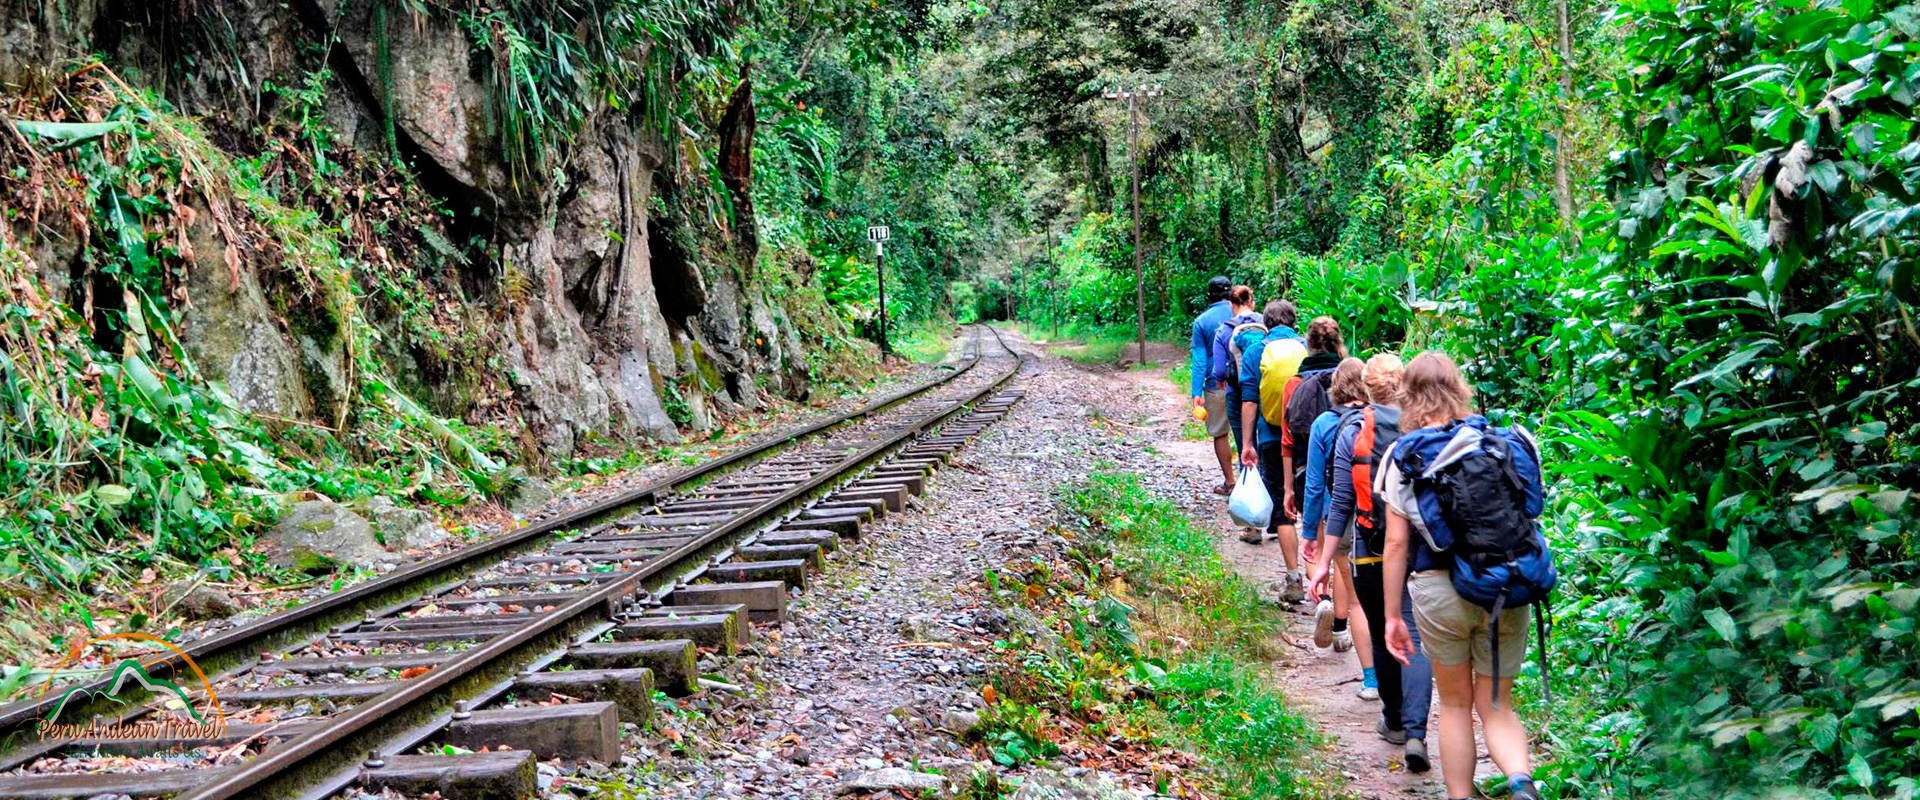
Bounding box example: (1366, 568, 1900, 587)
(1228, 466, 1272, 528)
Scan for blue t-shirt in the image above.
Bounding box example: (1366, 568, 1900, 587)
(1189, 300, 1233, 397)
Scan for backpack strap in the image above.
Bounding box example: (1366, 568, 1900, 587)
(1535, 594, 1553, 703)
(1278, 375, 1305, 450)
(1352, 407, 1378, 531)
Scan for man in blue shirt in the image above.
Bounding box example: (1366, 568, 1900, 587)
(1206, 285, 1260, 457)
(1189, 276, 1236, 494)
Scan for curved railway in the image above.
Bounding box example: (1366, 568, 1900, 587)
(0, 324, 1026, 800)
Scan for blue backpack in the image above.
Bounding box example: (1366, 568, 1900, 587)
(1393, 415, 1555, 700)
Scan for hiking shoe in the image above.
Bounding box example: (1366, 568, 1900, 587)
(1510, 782, 1541, 800)
(1332, 629, 1354, 652)
(1357, 683, 1379, 701)
(1239, 528, 1265, 544)
(1376, 718, 1407, 745)
(1311, 599, 1336, 648)
(1405, 738, 1430, 773)
(1281, 571, 1307, 604)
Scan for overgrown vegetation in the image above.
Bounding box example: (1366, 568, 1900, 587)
(974, 470, 1334, 800)
(0, 70, 516, 619)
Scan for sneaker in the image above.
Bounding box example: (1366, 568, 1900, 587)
(1332, 629, 1354, 652)
(1239, 528, 1264, 544)
(1375, 717, 1407, 745)
(1281, 571, 1307, 604)
(1357, 684, 1379, 701)
(1311, 600, 1336, 648)
(1509, 776, 1542, 800)
(1405, 738, 1430, 773)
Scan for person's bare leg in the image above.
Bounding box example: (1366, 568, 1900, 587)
(1213, 435, 1234, 489)
(1333, 557, 1372, 669)
(1277, 524, 1299, 571)
(1473, 676, 1532, 778)
(1432, 660, 1477, 799)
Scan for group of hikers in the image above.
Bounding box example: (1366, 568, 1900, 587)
(1188, 276, 1554, 800)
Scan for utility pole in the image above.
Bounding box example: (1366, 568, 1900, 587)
(1048, 225, 1060, 341)
(1103, 84, 1163, 364)
(869, 224, 891, 356)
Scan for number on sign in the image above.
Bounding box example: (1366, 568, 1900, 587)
(867, 225, 890, 243)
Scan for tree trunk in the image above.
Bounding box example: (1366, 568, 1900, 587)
(1553, 0, 1578, 242)
(717, 70, 758, 262)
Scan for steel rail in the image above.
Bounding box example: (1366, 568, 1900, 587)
(0, 329, 987, 740)
(179, 324, 1024, 800)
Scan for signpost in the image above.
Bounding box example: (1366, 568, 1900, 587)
(869, 225, 891, 356)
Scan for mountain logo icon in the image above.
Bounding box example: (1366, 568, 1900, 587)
(43, 658, 207, 725)
(33, 632, 226, 740)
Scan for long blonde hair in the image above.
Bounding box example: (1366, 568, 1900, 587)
(1401, 352, 1474, 428)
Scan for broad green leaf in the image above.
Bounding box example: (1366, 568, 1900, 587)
(1849, 753, 1875, 788)
(94, 484, 133, 507)
(11, 119, 124, 149)
(1703, 607, 1739, 642)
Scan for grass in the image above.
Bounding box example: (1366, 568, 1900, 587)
(973, 469, 1338, 799)
(893, 318, 959, 363)
(1009, 320, 1178, 366)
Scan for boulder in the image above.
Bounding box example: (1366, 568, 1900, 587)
(835, 767, 946, 796)
(264, 499, 385, 573)
(356, 496, 447, 551)
(1010, 767, 1141, 800)
(161, 576, 242, 620)
(940, 708, 983, 738)
(501, 469, 556, 516)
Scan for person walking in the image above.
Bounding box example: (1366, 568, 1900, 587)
(1381, 352, 1545, 800)
(1300, 355, 1365, 657)
(1190, 276, 1237, 495)
(1310, 353, 1434, 772)
(1206, 285, 1262, 459)
(1235, 300, 1305, 598)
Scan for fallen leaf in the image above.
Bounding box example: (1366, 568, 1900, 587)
(398, 666, 432, 679)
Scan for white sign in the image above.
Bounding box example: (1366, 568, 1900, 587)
(867, 225, 890, 243)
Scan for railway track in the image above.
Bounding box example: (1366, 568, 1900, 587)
(0, 324, 1026, 800)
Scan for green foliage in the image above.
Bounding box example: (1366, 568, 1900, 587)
(1570, 1, 1920, 794)
(978, 700, 1060, 766)
(891, 318, 958, 363)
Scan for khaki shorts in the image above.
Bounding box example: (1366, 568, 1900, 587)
(1202, 389, 1231, 439)
(1408, 570, 1529, 678)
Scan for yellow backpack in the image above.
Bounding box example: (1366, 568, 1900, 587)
(1257, 337, 1307, 426)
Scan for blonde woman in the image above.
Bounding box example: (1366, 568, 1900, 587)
(1381, 352, 1542, 800)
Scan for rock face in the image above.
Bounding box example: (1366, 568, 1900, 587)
(263, 499, 386, 573)
(1, 0, 816, 459)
